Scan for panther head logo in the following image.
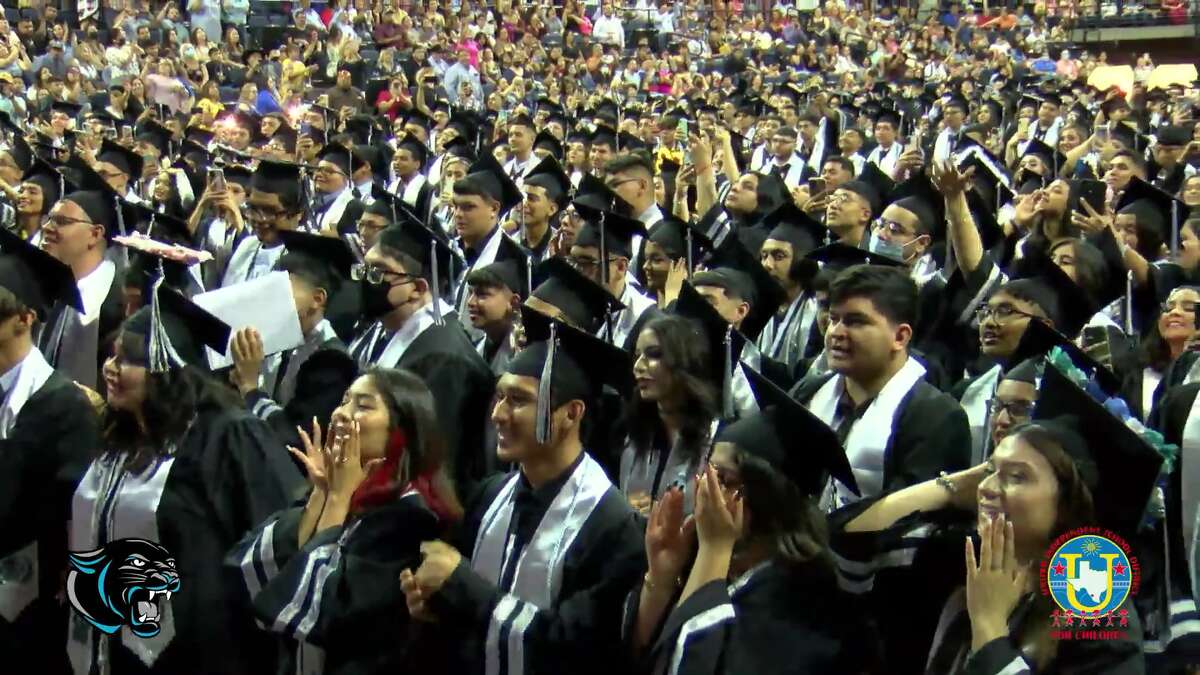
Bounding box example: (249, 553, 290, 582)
(66, 538, 180, 637)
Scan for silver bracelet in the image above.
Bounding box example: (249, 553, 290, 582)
(935, 471, 956, 495)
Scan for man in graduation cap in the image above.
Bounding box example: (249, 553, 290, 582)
(0, 227, 100, 671)
(350, 222, 495, 491)
(570, 205, 659, 351)
(790, 264, 971, 507)
(228, 230, 359, 449)
(38, 189, 127, 389)
(515, 156, 569, 263)
(872, 174, 943, 280)
(502, 113, 539, 186)
(400, 310, 644, 675)
(307, 144, 366, 237)
(825, 178, 880, 248)
(465, 235, 530, 376)
(603, 151, 665, 233)
(387, 136, 436, 225)
(757, 202, 825, 372)
(1150, 125, 1196, 195)
(524, 257, 626, 335)
(867, 109, 905, 177)
(93, 138, 145, 205)
(221, 160, 304, 288)
(450, 153, 524, 329)
(932, 95, 970, 164)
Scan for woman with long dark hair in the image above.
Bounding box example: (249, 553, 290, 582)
(66, 285, 304, 674)
(232, 368, 462, 675)
(619, 315, 718, 515)
(829, 363, 1151, 673)
(627, 367, 875, 673)
(1123, 286, 1200, 421)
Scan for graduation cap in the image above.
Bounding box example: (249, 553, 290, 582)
(275, 229, 356, 294)
(5, 135, 33, 173)
(223, 164, 254, 189)
(394, 136, 431, 166)
(129, 202, 190, 243)
(366, 183, 424, 228)
(0, 226, 82, 319)
(375, 223, 456, 324)
(96, 138, 143, 179)
(717, 364, 859, 497)
(1007, 315, 1120, 395)
(61, 189, 134, 241)
(135, 120, 174, 157)
(1157, 126, 1192, 147)
(957, 144, 1015, 214)
(807, 241, 904, 270)
(616, 131, 645, 152)
(441, 135, 476, 162)
(871, 108, 902, 129)
(574, 206, 647, 261)
(21, 157, 75, 214)
(574, 173, 635, 216)
(513, 304, 634, 443)
(267, 124, 299, 153)
(588, 125, 618, 150)
(226, 109, 264, 143)
(524, 155, 571, 208)
(462, 152, 522, 213)
(529, 257, 624, 333)
(1031, 362, 1165, 534)
(1100, 97, 1131, 118)
(1116, 176, 1188, 258)
(472, 234, 533, 299)
(672, 280, 746, 418)
(122, 279, 232, 373)
(1108, 123, 1146, 153)
(646, 217, 714, 275)
(1021, 138, 1066, 176)
(533, 130, 564, 160)
(886, 172, 947, 241)
(352, 144, 389, 181)
(316, 143, 354, 176)
(344, 114, 381, 145)
(696, 238, 787, 340)
(251, 159, 304, 200)
(1009, 247, 1099, 339)
(48, 100, 83, 120)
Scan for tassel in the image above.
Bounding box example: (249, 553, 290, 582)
(525, 255, 533, 298)
(598, 210, 609, 286)
(722, 325, 735, 419)
(1125, 271, 1134, 335)
(114, 196, 127, 237)
(147, 212, 157, 237)
(147, 260, 185, 373)
(1172, 200, 1180, 260)
(430, 240, 443, 326)
(535, 323, 557, 444)
(685, 228, 694, 278)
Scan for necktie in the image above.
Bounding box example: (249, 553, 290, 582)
(272, 349, 294, 400)
(368, 329, 390, 364)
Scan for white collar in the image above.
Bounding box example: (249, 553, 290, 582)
(76, 259, 116, 324)
(376, 301, 455, 367)
(0, 349, 24, 394)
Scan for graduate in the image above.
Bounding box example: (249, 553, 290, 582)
(387, 136, 436, 225)
(37, 188, 130, 389)
(464, 234, 530, 377)
(569, 205, 658, 351)
(230, 368, 462, 675)
(626, 366, 878, 675)
(66, 273, 304, 675)
(221, 160, 304, 288)
(93, 139, 146, 205)
(755, 201, 825, 372)
(348, 222, 496, 492)
(618, 313, 719, 514)
(790, 264, 971, 507)
(830, 359, 1156, 674)
(228, 230, 360, 450)
(17, 156, 72, 246)
(308, 145, 366, 236)
(399, 310, 645, 675)
(524, 256, 626, 334)
(516, 156, 570, 264)
(449, 153, 524, 328)
(0, 228, 99, 672)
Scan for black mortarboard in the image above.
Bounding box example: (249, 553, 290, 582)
(1007, 318, 1120, 395)
(22, 157, 74, 213)
(223, 164, 254, 189)
(352, 144, 389, 181)
(122, 282, 232, 372)
(671, 281, 745, 418)
(316, 143, 354, 176)
(533, 130, 564, 160)
(135, 120, 173, 156)
(1009, 247, 1098, 338)
(700, 238, 787, 340)
(887, 172, 947, 240)
(463, 152, 522, 213)
(375, 222, 456, 322)
(574, 207, 647, 260)
(717, 365, 859, 497)
(441, 135, 476, 162)
(96, 138, 143, 179)
(6, 135, 33, 172)
(524, 155, 571, 208)
(872, 108, 901, 129)
(1021, 138, 1066, 176)
(473, 234, 533, 298)
(344, 114, 381, 145)
(1157, 126, 1192, 147)
(129, 202, 190, 243)
(1032, 363, 1164, 534)
(277, 230, 356, 283)
(0, 226, 82, 318)
(251, 158, 304, 197)
(1116, 176, 1188, 257)
(589, 125, 617, 149)
(61, 189, 133, 241)
(49, 100, 83, 119)
(395, 136, 431, 165)
(1109, 122, 1146, 152)
(529, 257, 624, 333)
(806, 242, 904, 270)
(646, 217, 713, 274)
(512, 305, 634, 442)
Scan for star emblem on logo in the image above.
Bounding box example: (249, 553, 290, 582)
(1113, 561, 1127, 576)
(1052, 560, 1067, 576)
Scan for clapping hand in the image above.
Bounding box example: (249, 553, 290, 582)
(693, 463, 743, 554)
(288, 417, 334, 494)
(965, 515, 1030, 652)
(644, 486, 695, 588)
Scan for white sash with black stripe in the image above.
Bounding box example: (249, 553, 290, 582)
(471, 454, 611, 675)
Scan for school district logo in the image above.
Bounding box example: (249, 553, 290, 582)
(65, 539, 180, 638)
(1039, 528, 1139, 640)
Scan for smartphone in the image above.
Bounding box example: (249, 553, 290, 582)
(1094, 122, 1110, 143)
(208, 167, 227, 193)
(104, 126, 118, 140)
(808, 177, 826, 195)
(1077, 179, 1107, 214)
(497, 108, 509, 126)
(120, 126, 133, 143)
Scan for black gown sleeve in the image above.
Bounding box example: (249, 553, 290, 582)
(964, 622, 1145, 675)
(886, 384, 973, 491)
(431, 494, 647, 675)
(244, 348, 359, 450)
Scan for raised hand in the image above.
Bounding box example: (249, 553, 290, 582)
(931, 160, 976, 198)
(693, 463, 743, 553)
(287, 417, 334, 494)
(965, 515, 1030, 651)
(644, 486, 695, 587)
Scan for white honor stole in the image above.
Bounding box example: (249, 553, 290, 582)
(471, 454, 611, 675)
(959, 364, 1002, 465)
(400, 173, 427, 207)
(809, 357, 926, 507)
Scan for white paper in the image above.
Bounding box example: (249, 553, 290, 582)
(192, 272, 304, 370)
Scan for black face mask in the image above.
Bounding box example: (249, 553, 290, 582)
(360, 279, 396, 320)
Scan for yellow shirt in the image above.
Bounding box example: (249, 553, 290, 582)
(197, 98, 224, 118)
(656, 145, 684, 172)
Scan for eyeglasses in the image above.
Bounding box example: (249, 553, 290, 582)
(350, 263, 414, 285)
(568, 255, 617, 271)
(874, 219, 914, 238)
(975, 303, 1040, 324)
(245, 206, 292, 221)
(314, 164, 347, 177)
(992, 399, 1035, 420)
(44, 215, 93, 228)
(605, 177, 641, 190)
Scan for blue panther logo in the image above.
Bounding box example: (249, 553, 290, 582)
(66, 539, 180, 637)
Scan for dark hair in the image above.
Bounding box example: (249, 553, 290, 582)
(823, 155, 854, 175)
(626, 316, 718, 466)
(451, 173, 499, 206)
(101, 365, 241, 473)
(828, 264, 918, 327)
(1111, 149, 1146, 174)
(1005, 423, 1096, 535)
(1139, 286, 1200, 372)
(354, 368, 463, 522)
(1048, 238, 1107, 302)
(604, 151, 655, 177)
(993, 278, 1057, 325)
(735, 449, 830, 566)
(465, 265, 510, 291)
(797, 108, 821, 125)
(275, 251, 342, 298)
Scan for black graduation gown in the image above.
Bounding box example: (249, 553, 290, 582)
(41, 274, 125, 391)
(790, 371, 972, 494)
(228, 492, 442, 675)
(416, 465, 646, 675)
(67, 405, 306, 675)
(829, 499, 1145, 675)
(244, 340, 359, 451)
(626, 560, 880, 675)
(395, 316, 497, 494)
(0, 370, 99, 674)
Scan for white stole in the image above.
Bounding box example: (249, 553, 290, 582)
(471, 454, 611, 675)
(960, 364, 1002, 465)
(809, 357, 927, 506)
(454, 229, 507, 316)
(317, 189, 355, 233)
(400, 173, 427, 207)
